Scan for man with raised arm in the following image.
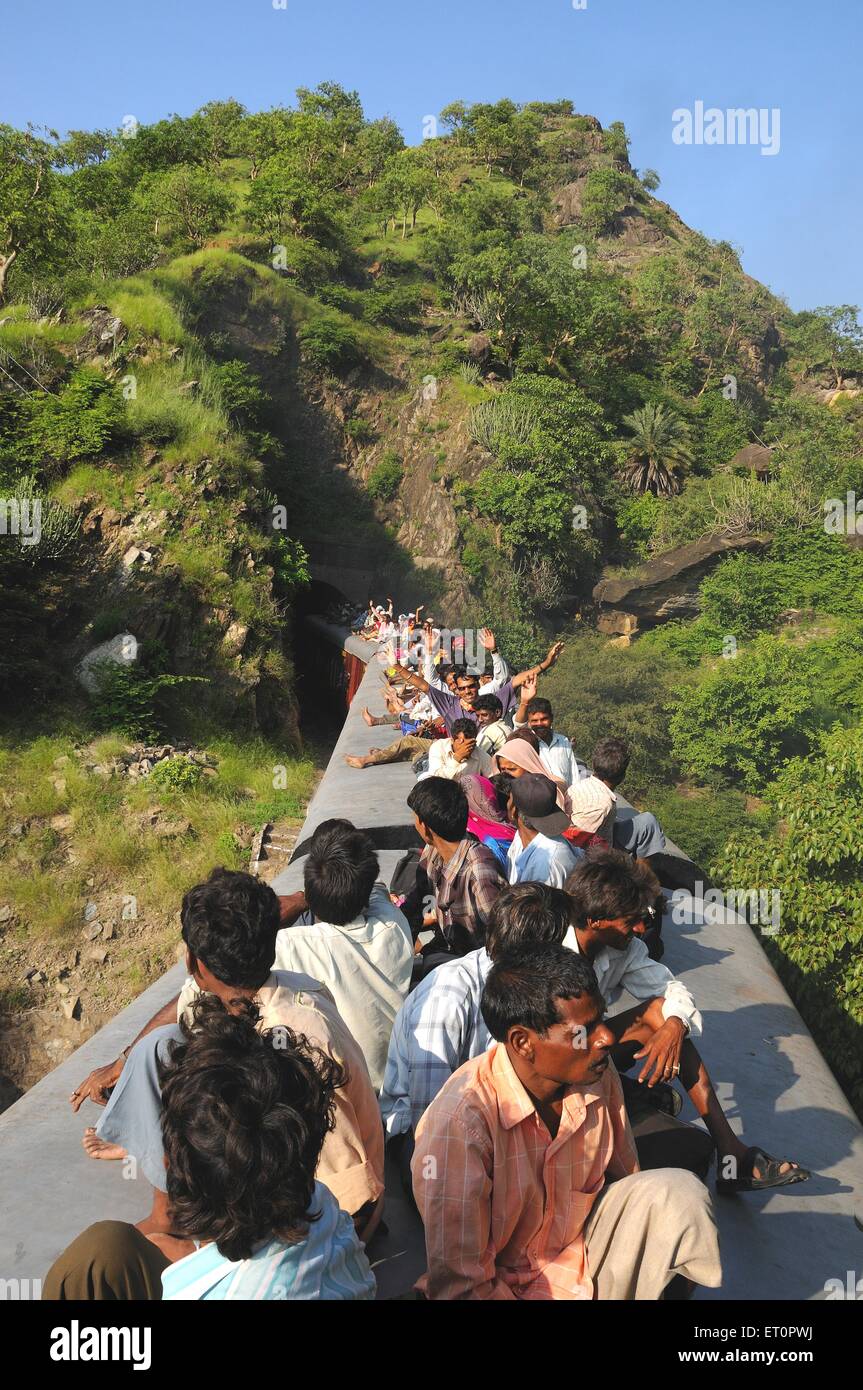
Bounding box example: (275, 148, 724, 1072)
(400, 629, 565, 732)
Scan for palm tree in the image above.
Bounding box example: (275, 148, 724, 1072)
(621, 402, 693, 497)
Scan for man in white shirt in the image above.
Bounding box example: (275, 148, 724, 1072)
(473, 694, 511, 755)
(564, 849, 810, 1194)
(506, 774, 583, 888)
(512, 682, 587, 787)
(424, 719, 494, 782)
(273, 819, 414, 1092)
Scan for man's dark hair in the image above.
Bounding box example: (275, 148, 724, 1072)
(484, 883, 573, 961)
(473, 694, 503, 718)
(450, 664, 468, 682)
(592, 737, 631, 786)
(525, 697, 553, 720)
(407, 776, 468, 842)
(304, 821, 379, 925)
(439, 663, 454, 682)
(504, 726, 541, 752)
(451, 716, 478, 741)
(490, 771, 514, 811)
(159, 996, 345, 1262)
(481, 942, 601, 1041)
(565, 846, 646, 929)
(181, 868, 280, 990)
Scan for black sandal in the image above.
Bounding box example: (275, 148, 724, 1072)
(716, 1146, 811, 1195)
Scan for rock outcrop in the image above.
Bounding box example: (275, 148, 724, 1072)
(594, 534, 770, 632)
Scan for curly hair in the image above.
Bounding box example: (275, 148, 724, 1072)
(158, 995, 346, 1262)
(180, 868, 281, 989)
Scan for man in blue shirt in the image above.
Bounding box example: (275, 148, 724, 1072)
(506, 774, 584, 888)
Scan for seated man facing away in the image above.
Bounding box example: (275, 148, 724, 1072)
(412, 943, 722, 1300)
(473, 694, 511, 755)
(46, 999, 375, 1301)
(404, 777, 506, 967)
(512, 678, 587, 786)
(425, 717, 494, 782)
(506, 773, 584, 889)
(273, 819, 413, 1093)
(570, 736, 666, 857)
(565, 849, 811, 1194)
(71, 869, 386, 1242)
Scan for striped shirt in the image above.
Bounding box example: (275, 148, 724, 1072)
(412, 1043, 639, 1300)
(161, 1182, 376, 1301)
(380, 948, 493, 1136)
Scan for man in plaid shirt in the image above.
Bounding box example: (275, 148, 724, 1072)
(404, 778, 506, 963)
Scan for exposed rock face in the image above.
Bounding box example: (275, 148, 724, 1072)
(76, 632, 138, 694)
(594, 534, 770, 630)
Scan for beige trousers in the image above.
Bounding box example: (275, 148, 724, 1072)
(584, 1168, 722, 1300)
(364, 735, 432, 765)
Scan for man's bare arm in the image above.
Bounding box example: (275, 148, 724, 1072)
(69, 992, 180, 1112)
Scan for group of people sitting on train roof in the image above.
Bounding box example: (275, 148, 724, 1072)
(47, 620, 810, 1302)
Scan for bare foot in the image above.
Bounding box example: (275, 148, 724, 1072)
(345, 755, 368, 769)
(362, 707, 375, 726)
(82, 1126, 126, 1162)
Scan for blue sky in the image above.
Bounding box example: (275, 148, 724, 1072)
(3, 0, 859, 312)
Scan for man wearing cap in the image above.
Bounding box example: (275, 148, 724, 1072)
(507, 774, 584, 889)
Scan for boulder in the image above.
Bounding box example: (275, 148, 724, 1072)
(466, 333, 492, 364)
(76, 633, 138, 695)
(593, 534, 770, 627)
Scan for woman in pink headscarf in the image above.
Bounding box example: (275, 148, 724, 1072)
(493, 732, 571, 812)
(461, 774, 515, 873)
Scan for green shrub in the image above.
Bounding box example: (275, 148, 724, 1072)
(699, 552, 786, 638)
(345, 416, 377, 443)
(298, 314, 362, 374)
(469, 395, 539, 454)
(668, 635, 825, 792)
(90, 656, 207, 741)
(367, 452, 404, 502)
(362, 284, 424, 329)
(149, 756, 203, 793)
(271, 534, 311, 592)
(615, 492, 663, 559)
(714, 721, 863, 1117)
(0, 369, 126, 474)
(458, 362, 483, 386)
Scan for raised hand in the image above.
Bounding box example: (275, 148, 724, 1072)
(479, 627, 497, 651)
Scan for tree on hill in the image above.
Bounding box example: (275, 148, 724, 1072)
(296, 82, 364, 155)
(0, 124, 66, 302)
(621, 402, 693, 496)
(236, 109, 292, 180)
(579, 167, 642, 235)
(194, 99, 248, 167)
(246, 157, 342, 241)
(139, 165, 234, 248)
(374, 150, 437, 238)
(789, 305, 863, 391)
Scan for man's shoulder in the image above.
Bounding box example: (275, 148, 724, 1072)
(411, 948, 489, 1009)
(464, 837, 505, 870)
(419, 1049, 498, 1135)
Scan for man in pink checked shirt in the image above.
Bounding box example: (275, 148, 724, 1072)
(411, 942, 721, 1300)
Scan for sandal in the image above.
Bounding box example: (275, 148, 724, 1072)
(716, 1146, 811, 1195)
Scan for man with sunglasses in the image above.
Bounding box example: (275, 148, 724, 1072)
(399, 640, 564, 734)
